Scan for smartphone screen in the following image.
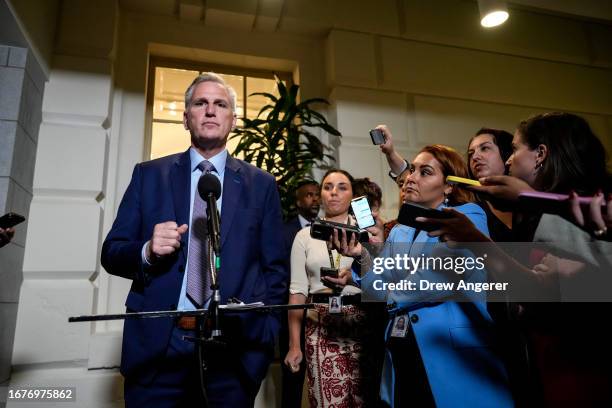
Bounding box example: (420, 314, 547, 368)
(369, 129, 385, 145)
(351, 196, 376, 229)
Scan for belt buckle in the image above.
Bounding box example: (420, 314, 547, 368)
(177, 316, 197, 330)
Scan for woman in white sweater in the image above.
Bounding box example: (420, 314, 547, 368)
(283, 169, 377, 407)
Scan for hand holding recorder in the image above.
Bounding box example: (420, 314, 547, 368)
(320, 266, 353, 289)
(0, 227, 15, 248)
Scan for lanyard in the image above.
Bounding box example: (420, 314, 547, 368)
(325, 216, 350, 268)
(327, 248, 342, 269)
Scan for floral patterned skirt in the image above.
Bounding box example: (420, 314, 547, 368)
(304, 303, 379, 408)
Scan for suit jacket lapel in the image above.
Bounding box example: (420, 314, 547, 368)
(170, 150, 191, 248)
(221, 155, 242, 248)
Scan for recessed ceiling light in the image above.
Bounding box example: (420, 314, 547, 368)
(478, 0, 509, 28)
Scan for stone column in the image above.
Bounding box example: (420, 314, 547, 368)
(0, 44, 44, 385)
(7, 2, 122, 407)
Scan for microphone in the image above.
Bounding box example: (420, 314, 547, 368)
(197, 173, 222, 255)
(197, 172, 223, 339)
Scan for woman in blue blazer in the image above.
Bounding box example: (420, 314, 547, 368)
(334, 145, 513, 407)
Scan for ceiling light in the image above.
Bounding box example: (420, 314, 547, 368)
(478, 0, 509, 28)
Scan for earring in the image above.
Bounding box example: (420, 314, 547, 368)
(534, 161, 543, 172)
(444, 194, 449, 206)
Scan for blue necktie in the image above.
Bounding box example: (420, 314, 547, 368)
(186, 160, 217, 308)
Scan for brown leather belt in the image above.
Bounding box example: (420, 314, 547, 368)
(176, 316, 197, 330)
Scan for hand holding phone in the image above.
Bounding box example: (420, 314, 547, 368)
(320, 267, 339, 290)
(351, 196, 376, 229)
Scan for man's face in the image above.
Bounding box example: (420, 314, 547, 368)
(183, 81, 237, 151)
(296, 184, 320, 219)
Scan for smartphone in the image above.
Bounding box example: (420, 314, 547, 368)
(397, 202, 453, 232)
(369, 129, 385, 145)
(320, 267, 339, 289)
(0, 212, 25, 229)
(518, 191, 606, 214)
(310, 218, 369, 243)
(351, 196, 376, 229)
(446, 175, 481, 187)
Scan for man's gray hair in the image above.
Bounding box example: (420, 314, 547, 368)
(184, 72, 238, 112)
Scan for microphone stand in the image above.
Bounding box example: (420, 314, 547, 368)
(69, 307, 314, 406)
(193, 190, 223, 406)
(206, 190, 222, 338)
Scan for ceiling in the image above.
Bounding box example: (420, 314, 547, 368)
(509, 0, 612, 23)
(118, 0, 612, 25)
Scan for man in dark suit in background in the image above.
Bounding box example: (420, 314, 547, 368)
(282, 180, 320, 255)
(101, 73, 287, 407)
(280, 180, 319, 407)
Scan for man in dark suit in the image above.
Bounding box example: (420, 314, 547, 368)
(101, 73, 287, 407)
(282, 180, 320, 255)
(280, 180, 319, 407)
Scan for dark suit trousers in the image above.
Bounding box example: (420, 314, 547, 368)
(124, 326, 258, 408)
(279, 309, 306, 407)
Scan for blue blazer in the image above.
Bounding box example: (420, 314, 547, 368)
(362, 203, 513, 407)
(101, 150, 288, 385)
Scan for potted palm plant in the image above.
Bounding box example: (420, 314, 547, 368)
(230, 77, 341, 219)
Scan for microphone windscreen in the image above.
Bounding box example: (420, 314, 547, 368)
(198, 173, 222, 200)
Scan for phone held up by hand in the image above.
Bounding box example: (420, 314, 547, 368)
(0, 212, 25, 229)
(369, 128, 385, 145)
(350, 196, 376, 229)
(397, 202, 452, 232)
